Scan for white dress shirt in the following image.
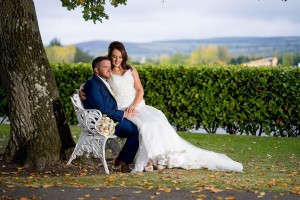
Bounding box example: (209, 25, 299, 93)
(98, 75, 115, 97)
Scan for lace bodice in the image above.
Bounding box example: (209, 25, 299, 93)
(108, 70, 145, 110)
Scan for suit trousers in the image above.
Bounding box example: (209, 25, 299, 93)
(114, 118, 139, 164)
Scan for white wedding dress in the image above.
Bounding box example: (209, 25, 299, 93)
(108, 70, 243, 173)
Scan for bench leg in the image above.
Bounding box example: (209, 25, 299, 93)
(101, 139, 109, 174)
(90, 137, 110, 174)
(67, 132, 113, 174)
(67, 132, 87, 165)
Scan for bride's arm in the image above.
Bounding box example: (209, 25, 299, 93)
(127, 67, 144, 112)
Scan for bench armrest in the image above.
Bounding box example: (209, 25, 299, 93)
(84, 109, 103, 135)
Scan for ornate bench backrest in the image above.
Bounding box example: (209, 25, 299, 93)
(70, 85, 103, 136)
(70, 94, 87, 130)
(71, 93, 84, 110)
(72, 84, 85, 110)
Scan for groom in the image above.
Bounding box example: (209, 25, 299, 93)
(83, 56, 139, 173)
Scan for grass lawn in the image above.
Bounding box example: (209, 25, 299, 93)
(0, 124, 299, 194)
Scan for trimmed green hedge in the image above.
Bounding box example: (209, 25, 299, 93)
(137, 65, 300, 137)
(1, 63, 300, 137)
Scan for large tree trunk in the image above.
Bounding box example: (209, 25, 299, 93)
(0, 0, 75, 170)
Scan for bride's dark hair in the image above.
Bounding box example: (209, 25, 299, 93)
(108, 41, 132, 71)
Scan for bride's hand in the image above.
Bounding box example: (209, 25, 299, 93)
(124, 108, 139, 118)
(126, 106, 136, 113)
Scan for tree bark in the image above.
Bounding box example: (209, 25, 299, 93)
(0, 0, 75, 170)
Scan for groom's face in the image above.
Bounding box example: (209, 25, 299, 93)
(96, 60, 112, 80)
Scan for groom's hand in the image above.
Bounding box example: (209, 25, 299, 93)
(79, 89, 86, 100)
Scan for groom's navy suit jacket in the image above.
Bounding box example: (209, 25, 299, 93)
(83, 74, 139, 164)
(83, 74, 123, 121)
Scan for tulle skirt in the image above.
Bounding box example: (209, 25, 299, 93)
(127, 104, 243, 173)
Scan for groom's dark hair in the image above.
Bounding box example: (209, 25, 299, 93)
(92, 56, 110, 71)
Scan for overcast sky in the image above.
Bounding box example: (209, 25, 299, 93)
(34, 0, 300, 45)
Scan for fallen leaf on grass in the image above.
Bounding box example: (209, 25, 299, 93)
(287, 171, 298, 177)
(133, 173, 144, 178)
(226, 147, 236, 153)
(164, 188, 172, 193)
(157, 186, 164, 190)
(54, 182, 62, 186)
(291, 185, 300, 194)
(208, 174, 215, 178)
(80, 172, 87, 176)
(24, 183, 39, 188)
(197, 194, 208, 199)
(119, 181, 126, 187)
(42, 184, 53, 188)
(31, 195, 39, 200)
(225, 197, 236, 200)
(145, 186, 154, 190)
(84, 194, 91, 198)
(205, 186, 223, 193)
(64, 173, 71, 177)
(6, 185, 15, 188)
(104, 176, 116, 182)
(258, 191, 266, 197)
(191, 187, 203, 193)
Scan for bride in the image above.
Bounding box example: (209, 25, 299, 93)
(106, 41, 243, 173)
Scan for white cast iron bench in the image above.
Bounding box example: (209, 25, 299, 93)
(67, 92, 119, 174)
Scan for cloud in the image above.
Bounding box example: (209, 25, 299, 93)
(34, 0, 300, 45)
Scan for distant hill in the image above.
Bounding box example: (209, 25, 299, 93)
(75, 37, 300, 60)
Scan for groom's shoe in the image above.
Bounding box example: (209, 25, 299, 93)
(114, 159, 122, 167)
(120, 164, 131, 173)
(114, 159, 131, 173)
